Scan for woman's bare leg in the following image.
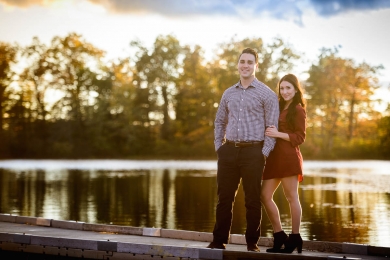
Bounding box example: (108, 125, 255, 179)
(261, 178, 283, 232)
(281, 175, 301, 234)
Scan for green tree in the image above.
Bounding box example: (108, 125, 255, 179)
(306, 48, 382, 157)
(344, 62, 382, 142)
(0, 43, 18, 136)
(98, 58, 137, 156)
(173, 45, 217, 156)
(0, 42, 18, 157)
(17, 37, 55, 156)
(45, 33, 107, 157)
(6, 87, 36, 157)
(377, 104, 390, 159)
(210, 37, 300, 95)
(131, 35, 182, 141)
(21, 37, 51, 121)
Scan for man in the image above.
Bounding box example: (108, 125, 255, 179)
(207, 47, 279, 252)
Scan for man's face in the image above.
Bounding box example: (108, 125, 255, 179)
(237, 53, 258, 79)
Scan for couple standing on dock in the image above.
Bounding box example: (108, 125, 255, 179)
(207, 47, 307, 253)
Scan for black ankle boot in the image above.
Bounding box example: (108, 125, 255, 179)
(280, 233, 303, 253)
(266, 230, 288, 253)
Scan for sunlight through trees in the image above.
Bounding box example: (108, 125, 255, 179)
(0, 34, 387, 159)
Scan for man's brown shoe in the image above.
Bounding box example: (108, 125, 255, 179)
(247, 243, 260, 252)
(206, 242, 226, 249)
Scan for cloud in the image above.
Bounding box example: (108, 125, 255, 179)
(1, 0, 389, 21)
(86, 0, 390, 18)
(309, 0, 390, 16)
(310, 0, 390, 16)
(88, 0, 246, 16)
(87, 0, 305, 25)
(0, 0, 56, 8)
(0, 0, 302, 21)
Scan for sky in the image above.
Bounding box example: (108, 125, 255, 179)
(0, 0, 389, 109)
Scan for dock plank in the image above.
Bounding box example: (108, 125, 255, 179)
(0, 220, 387, 259)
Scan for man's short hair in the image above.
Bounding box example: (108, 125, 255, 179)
(239, 48, 258, 63)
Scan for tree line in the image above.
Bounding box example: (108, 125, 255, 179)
(0, 33, 389, 159)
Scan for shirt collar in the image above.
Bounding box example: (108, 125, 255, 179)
(235, 78, 260, 89)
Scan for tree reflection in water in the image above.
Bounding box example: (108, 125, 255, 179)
(0, 161, 389, 247)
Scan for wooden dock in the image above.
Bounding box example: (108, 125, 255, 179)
(0, 214, 388, 259)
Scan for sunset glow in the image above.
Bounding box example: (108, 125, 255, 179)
(1, 0, 389, 92)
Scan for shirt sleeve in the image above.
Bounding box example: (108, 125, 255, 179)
(288, 106, 306, 147)
(263, 92, 279, 157)
(214, 93, 228, 151)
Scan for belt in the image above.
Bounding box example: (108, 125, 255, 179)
(226, 140, 264, 147)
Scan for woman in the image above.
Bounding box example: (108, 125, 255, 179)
(261, 74, 306, 254)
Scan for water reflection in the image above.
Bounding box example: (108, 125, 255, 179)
(0, 160, 389, 247)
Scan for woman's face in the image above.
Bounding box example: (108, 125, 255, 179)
(280, 80, 297, 103)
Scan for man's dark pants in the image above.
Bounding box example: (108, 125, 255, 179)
(213, 143, 265, 245)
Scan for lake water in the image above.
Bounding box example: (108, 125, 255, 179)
(0, 160, 389, 247)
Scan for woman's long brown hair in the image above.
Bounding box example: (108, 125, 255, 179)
(277, 74, 306, 130)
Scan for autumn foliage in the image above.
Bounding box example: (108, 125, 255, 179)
(0, 33, 388, 159)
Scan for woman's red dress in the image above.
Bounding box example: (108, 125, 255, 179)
(263, 105, 306, 182)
